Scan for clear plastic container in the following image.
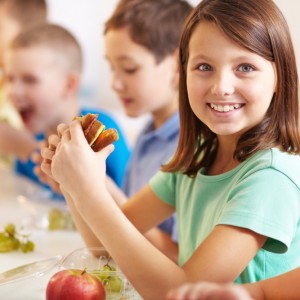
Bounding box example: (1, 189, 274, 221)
(0, 247, 142, 300)
(60, 247, 141, 300)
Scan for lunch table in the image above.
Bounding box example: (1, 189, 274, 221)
(0, 166, 85, 299)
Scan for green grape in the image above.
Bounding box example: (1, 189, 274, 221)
(0, 223, 35, 253)
(20, 240, 35, 253)
(97, 264, 116, 280)
(48, 208, 76, 230)
(0, 235, 20, 253)
(105, 274, 122, 293)
(48, 208, 66, 230)
(94, 264, 122, 294)
(4, 223, 16, 236)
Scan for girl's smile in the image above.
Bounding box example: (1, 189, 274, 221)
(187, 21, 277, 139)
(208, 103, 244, 113)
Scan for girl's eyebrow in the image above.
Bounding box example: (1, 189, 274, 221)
(104, 55, 135, 63)
(189, 54, 211, 61)
(189, 53, 260, 63)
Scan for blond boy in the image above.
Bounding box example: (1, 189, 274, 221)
(4, 23, 130, 193)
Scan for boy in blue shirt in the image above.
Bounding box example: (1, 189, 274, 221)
(4, 23, 130, 195)
(103, 0, 193, 261)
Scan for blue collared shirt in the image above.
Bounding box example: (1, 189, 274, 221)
(122, 112, 179, 240)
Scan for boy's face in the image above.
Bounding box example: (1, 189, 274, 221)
(4, 46, 70, 134)
(0, 5, 21, 69)
(105, 28, 178, 118)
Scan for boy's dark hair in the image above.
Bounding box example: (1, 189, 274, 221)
(0, 0, 47, 29)
(10, 23, 82, 73)
(104, 0, 193, 63)
(163, 0, 300, 176)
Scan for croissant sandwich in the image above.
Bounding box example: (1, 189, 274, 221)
(74, 113, 119, 152)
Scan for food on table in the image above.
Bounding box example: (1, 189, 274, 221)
(74, 113, 119, 152)
(92, 256, 123, 294)
(46, 269, 106, 300)
(48, 208, 76, 231)
(0, 223, 34, 253)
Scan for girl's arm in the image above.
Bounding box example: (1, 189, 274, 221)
(46, 121, 267, 299)
(245, 267, 300, 300)
(41, 129, 178, 261)
(62, 189, 103, 248)
(106, 176, 178, 262)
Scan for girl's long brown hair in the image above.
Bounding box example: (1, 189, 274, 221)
(163, 0, 300, 177)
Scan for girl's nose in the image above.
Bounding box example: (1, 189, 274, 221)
(210, 72, 235, 97)
(111, 72, 125, 92)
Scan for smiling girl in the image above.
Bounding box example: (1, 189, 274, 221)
(41, 0, 300, 299)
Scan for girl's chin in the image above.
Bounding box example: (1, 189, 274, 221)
(123, 109, 142, 118)
(210, 127, 242, 138)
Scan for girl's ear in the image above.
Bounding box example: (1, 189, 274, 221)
(64, 71, 81, 98)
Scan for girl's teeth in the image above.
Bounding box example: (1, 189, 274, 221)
(210, 103, 242, 112)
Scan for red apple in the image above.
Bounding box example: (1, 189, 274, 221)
(46, 269, 106, 300)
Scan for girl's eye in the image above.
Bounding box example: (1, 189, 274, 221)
(123, 68, 137, 74)
(197, 63, 212, 71)
(238, 64, 255, 72)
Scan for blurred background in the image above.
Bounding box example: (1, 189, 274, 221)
(46, 0, 300, 144)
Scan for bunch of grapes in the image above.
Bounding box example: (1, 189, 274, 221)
(92, 256, 123, 294)
(0, 223, 35, 253)
(48, 208, 76, 231)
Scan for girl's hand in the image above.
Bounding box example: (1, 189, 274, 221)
(32, 141, 61, 194)
(166, 282, 253, 300)
(50, 120, 114, 200)
(40, 127, 63, 180)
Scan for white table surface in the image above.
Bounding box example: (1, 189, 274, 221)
(0, 167, 85, 299)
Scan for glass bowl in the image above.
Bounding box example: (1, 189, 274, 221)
(60, 247, 141, 300)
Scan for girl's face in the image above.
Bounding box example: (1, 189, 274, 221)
(104, 28, 178, 120)
(186, 22, 277, 140)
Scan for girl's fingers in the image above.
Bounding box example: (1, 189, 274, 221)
(41, 147, 55, 160)
(96, 143, 115, 159)
(69, 119, 86, 145)
(48, 134, 61, 150)
(60, 127, 71, 144)
(31, 151, 43, 164)
(57, 123, 69, 138)
(41, 160, 52, 178)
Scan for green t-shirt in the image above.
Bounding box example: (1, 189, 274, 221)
(150, 148, 300, 283)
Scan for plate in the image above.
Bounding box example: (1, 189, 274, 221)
(0, 255, 62, 286)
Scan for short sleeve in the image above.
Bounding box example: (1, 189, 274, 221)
(219, 168, 300, 253)
(149, 171, 176, 206)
